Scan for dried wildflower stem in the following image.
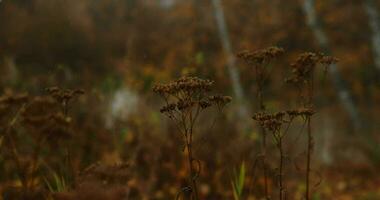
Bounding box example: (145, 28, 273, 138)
(153, 77, 231, 200)
(252, 111, 293, 200)
(285, 52, 337, 200)
(238, 47, 284, 199)
(255, 63, 270, 199)
(305, 76, 314, 200)
(277, 133, 284, 200)
(46, 87, 84, 187)
(305, 116, 312, 200)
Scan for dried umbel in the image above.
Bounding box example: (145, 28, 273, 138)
(46, 87, 84, 115)
(252, 111, 287, 132)
(285, 52, 338, 86)
(237, 46, 284, 65)
(153, 77, 213, 96)
(20, 96, 72, 138)
(46, 87, 84, 103)
(153, 77, 231, 120)
(286, 108, 316, 118)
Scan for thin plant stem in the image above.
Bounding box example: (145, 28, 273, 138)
(305, 116, 312, 200)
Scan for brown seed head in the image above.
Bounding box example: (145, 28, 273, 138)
(237, 46, 284, 65)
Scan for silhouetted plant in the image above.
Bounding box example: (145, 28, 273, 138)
(252, 111, 296, 200)
(153, 76, 231, 200)
(45, 87, 84, 187)
(0, 88, 83, 198)
(238, 46, 284, 199)
(286, 52, 337, 200)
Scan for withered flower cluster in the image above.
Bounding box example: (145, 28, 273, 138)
(286, 108, 316, 118)
(154, 76, 231, 200)
(285, 52, 338, 85)
(208, 95, 232, 108)
(153, 77, 213, 96)
(46, 87, 84, 114)
(153, 77, 231, 118)
(252, 111, 287, 132)
(237, 46, 284, 65)
(21, 96, 72, 140)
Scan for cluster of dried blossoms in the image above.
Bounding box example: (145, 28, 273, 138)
(252, 108, 318, 140)
(286, 52, 338, 86)
(238, 46, 284, 199)
(238, 46, 284, 112)
(0, 88, 84, 198)
(153, 76, 231, 200)
(284, 52, 337, 200)
(252, 112, 287, 132)
(237, 46, 284, 65)
(252, 110, 294, 200)
(153, 77, 231, 122)
(286, 108, 316, 118)
(46, 87, 84, 115)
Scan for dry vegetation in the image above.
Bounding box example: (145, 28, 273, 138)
(0, 48, 357, 200)
(1, 1, 380, 200)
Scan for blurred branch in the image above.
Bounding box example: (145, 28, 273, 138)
(364, 0, 380, 74)
(211, 0, 250, 123)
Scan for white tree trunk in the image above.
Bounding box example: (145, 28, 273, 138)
(303, 0, 362, 130)
(364, 0, 380, 73)
(212, 0, 249, 120)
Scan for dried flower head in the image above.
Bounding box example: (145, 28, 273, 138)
(153, 77, 213, 96)
(153, 76, 232, 119)
(46, 87, 84, 105)
(153, 76, 231, 199)
(21, 96, 72, 139)
(208, 95, 232, 109)
(252, 111, 287, 132)
(285, 52, 338, 85)
(237, 46, 284, 65)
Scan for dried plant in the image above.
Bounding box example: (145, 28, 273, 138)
(45, 87, 84, 187)
(238, 46, 284, 199)
(252, 111, 295, 200)
(286, 52, 337, 200)
(153, 76, 231, 200)
(0, 88, 83, 198)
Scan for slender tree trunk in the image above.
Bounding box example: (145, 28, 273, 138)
(302, 0, 362, 131)
(364, 0, 380, 74)
(211, 0, 250, 120)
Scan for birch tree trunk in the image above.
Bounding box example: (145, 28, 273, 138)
(364, 0, 380, 74)
(211, 0, 250, 121)
(303, 0, 362, 131)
